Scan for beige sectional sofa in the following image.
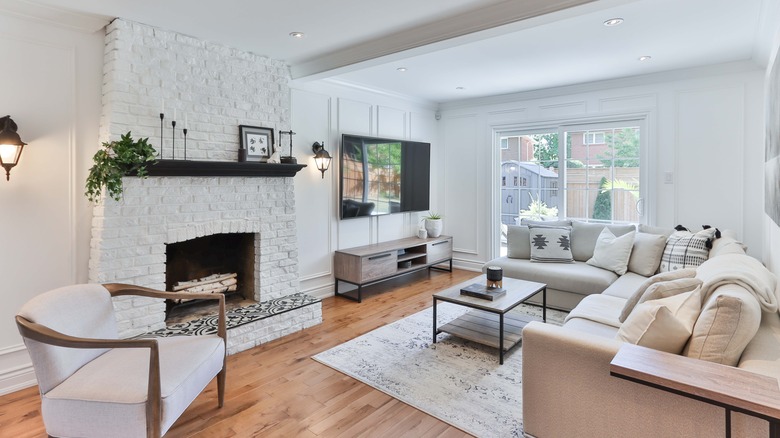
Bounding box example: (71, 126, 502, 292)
(517, 231, 780, 437)
(485, 220, 658, 310)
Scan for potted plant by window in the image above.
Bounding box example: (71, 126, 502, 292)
(422, 212, 443, 238)
(85, 132, 157, 203)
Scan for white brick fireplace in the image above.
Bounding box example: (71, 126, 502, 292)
(89, 19, 322, 352)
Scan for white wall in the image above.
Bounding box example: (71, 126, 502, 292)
(0, 13, 104, 394)
(290, 81, 439, 297)
(438, 65, 765, 270)
(763, 22, 780, 276)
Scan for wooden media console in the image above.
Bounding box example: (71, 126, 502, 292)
(334, 235, 453, 302)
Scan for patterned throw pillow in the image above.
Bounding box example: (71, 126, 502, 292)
(529, 225, 573, 263)
(659, 229, 717, 272)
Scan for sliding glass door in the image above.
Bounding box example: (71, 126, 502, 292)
(496, 119, 644, 256)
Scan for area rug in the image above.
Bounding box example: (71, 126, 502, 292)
(312, 303, 567, 438)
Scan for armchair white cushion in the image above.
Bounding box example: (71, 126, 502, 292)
(16, 283, 226, 438)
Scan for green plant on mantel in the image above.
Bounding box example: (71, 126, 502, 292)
(85, 132, 157, 203)
(421, 212, 443, 220)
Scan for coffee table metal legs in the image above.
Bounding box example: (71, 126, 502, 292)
(432, 296, 438, 344)
(499, 313, 505, 364)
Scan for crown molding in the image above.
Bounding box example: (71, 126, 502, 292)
(291, 0, 614, 80)
(0, 0, 110, 33)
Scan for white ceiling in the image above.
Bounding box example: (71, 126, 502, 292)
(17, 0, 778, 103)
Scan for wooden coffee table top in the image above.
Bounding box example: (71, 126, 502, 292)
(433, 275, 545, 313)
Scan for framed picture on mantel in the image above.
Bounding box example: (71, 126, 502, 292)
(239, 125, 274, 162)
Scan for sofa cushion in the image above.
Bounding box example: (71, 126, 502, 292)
(637, 278, 703, 306)
(43, 335, 225, 437)
(529, 225, 573, 263)
(628, 232, 667, 276)
(602, 272, 651, 300)
(709, 235, 748, 258)
(619, 268, 697, 322)
(683, 285, 761, 366)
(738, 311, 780, 381)
(562, 317, 620, 339)
(586, 228, 635, 275)
(637, 224, 674, 238)
(506, 225, 531, 259)
(659, 229, 717, 272)
(571, 221, 636, 262)
(488, 258, 618, 296)
(520, 219, 572, 227)
(616, 289, 702, 354)
(564, 294, 625, 328)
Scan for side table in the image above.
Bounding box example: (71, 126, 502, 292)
(610, 343, 780, 438)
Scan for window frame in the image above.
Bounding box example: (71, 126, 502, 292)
(491, 114, 652, 258)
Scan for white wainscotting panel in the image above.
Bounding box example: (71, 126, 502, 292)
(410, 111, 436, 142)
(0, 33, 80, 394)
(337, 98, 373, 248)
(675, 86, 744, 234)
(377, 106, 407, 139)
(0, 345, 36, 395)
(598, 93, 657, 112)
(377, 214, 407, 242)
(536, 100, 588, 118)
(443, 114, 480, 255)
(338, 98, 373, 136)
(293, 89, 333, 286)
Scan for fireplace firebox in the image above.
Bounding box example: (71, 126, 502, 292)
(165, 233, 255, 319)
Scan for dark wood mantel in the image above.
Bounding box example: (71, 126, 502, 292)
(142, 159, 307, 177)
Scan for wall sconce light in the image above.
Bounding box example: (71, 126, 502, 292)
(0, 116, 27, 181)
(312, 141, 331, 179)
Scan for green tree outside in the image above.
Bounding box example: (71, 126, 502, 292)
(592, 176, 612, 220)
(530, 133, 584, 168)
(600, 128, 639, 167)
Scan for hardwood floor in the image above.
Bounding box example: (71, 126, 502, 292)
(0, 268, 479, 438)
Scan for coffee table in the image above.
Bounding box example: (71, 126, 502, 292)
(432, 275, 546, 364)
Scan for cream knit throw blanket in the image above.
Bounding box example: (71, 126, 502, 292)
(696, 253, 779, 313)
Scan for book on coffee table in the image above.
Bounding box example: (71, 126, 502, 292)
(460, 283, 506, 301)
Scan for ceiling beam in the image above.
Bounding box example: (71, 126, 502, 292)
(291, 0, 612, 80)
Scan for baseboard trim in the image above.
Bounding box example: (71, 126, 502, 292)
(452, 258, 484, 272)
(0, 344, 36, 396)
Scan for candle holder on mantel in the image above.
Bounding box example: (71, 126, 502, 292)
(278, 129, 297, 164)
(158, 113, 165, 158)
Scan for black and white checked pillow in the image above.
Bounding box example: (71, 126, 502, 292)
(659, 229, 716, 272)
(529, 225, 573, 263)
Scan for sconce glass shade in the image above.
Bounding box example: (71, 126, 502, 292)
(0, 116, 27, 181)
(312, 141, 332, 179)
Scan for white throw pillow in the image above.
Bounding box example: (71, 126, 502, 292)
(529, 225, 573, 263)
(586, 228, 636, 275)
(616, 289, 702, 354)
(627, 232, 667, 277)
(618, 268, 698, 322)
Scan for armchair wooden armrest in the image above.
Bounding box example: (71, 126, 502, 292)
(103, 283, 227, 341)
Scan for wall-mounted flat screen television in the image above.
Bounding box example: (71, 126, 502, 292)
(340, 134, 430, 219)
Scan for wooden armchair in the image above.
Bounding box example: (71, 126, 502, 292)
(15, 283, 227, 438)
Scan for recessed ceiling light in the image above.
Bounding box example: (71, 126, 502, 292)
(456, 86, 465, 90)
(289, 32, 304, 39)
(603, 18, 624, 27)
(638, 55, 652, 61)
(397, 67, 407, 72)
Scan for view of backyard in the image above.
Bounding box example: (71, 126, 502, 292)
(500, 126, 641, 255)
